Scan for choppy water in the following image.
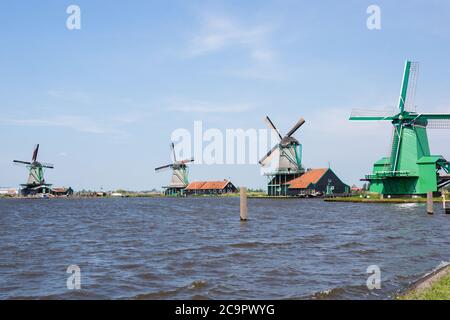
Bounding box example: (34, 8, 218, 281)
(0, 197, 449, 300)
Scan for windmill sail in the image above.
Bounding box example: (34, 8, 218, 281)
(14, 144, 53, 190)
(155, 142, 194, 193)
(259, 116, 304, 172)
(13, 160, 32, 165)
(32, 144, 39, 162)
(171, 142, 177, 162)
(285, 118, 305, 138)
(264, 116, 283, 140)
(425, 119, 450, 129)
(403, 61, 419, 112)
(349, 108, 396, 120)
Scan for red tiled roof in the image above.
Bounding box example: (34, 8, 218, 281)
(185, 181, 206, 190)
(288, 168, 328, 189)
(185, 180, 230, 190)
(201, 180, 230, 190)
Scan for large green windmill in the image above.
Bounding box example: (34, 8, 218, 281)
(350, 61, 450, 196)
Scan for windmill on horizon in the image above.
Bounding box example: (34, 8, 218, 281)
(259, 116, 306, 196)
(13, 144, 54, 196)
(155, 142, 194, 196)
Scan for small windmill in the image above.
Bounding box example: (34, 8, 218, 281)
(155, 142, 194, 196)
(13, 144, 54, 195)
(350, 60, 450, 195)
(259, 116, 306, 196)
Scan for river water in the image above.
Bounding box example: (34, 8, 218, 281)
(0, 197, 448, 299)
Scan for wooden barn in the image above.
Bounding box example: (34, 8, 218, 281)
(286, 168, 349, 196)
(185, 180, 237, 195)
(51, 187, 74, 197)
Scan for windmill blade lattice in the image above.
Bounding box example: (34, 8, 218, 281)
(259, 115, 305, 172)
(155, 164, 173, 172)
(32, 144, 40, 162)
(285, 117, 305, 137)
(424, 119, 450, 129)
(404, 62, 419, 112)
(264, 116, 283, 140)
(350, 108, 396, 120)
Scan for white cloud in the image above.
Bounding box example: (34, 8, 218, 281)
(250, 49, 274, 63)
(186, 13, 285, 80)
(46, 90, 92, 105)
(6, 116, 110, 134)
(0, 114, 143, 140)
(165, 97, 255, 113)
(188, 14, 272, 58)
(224, 65, 286, 81)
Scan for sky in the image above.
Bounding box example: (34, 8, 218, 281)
(1, 0, 450, 191)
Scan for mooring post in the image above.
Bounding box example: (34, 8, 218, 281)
(240, 187, 248, 221)
(444, 194, 450, 214)
(427, 191, 434, 215)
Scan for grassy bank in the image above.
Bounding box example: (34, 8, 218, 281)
(398, 266, 450, 300)
(324, 196, 444, 203)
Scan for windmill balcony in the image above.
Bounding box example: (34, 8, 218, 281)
(365, 171, 416, 180)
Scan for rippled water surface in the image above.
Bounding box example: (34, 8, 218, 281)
(0, 197, 449, 299)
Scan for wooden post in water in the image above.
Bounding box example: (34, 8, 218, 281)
(443, 194, 446, 213)
(427, 192, 434, 215)
(240, 187, 248, 221)
(444, 194, 450, 214)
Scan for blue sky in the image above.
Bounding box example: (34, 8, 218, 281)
(1, 0, 450, 190)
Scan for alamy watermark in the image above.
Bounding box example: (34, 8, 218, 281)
(66, 5, 81, 30)
(366, 265, 381, 290)
(171, 121, 282, 170)
(67, 264, 81, 290)
(367, 5, 381, 30)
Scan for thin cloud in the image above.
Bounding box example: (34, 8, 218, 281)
(46, 90, 92, 105)
(1, 115, 139, 139)
(186, 13, 286, 80)
(304, 106, 393, 136)
(5, 116, 109, 134)
(188, 14, 273, 58)
(224, 65, 286, 81)
(165, 97, 255, 113)
(250, 49, 274, 63)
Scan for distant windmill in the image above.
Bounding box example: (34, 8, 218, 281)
(155, 142, 194, 196)
(259, 116, 306, 196)
(13, 144, 54, 195)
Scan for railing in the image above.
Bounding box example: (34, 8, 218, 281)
(365, 170, 415, 179)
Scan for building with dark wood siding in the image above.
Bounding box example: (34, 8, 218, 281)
(286, 168, 349, 196)
(185, 180, 237, 195)
(51, 187, 74, 197)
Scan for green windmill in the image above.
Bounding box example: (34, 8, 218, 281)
(350, 61, 450, 196)
(13, 144, 54, 196)
(155, 142, 194, 196)
(259, 116, 306, 196)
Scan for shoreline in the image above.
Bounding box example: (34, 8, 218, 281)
(397, 264, 450, 300)
(324, 197, 445, 204)
(1, 194, 447, 203)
